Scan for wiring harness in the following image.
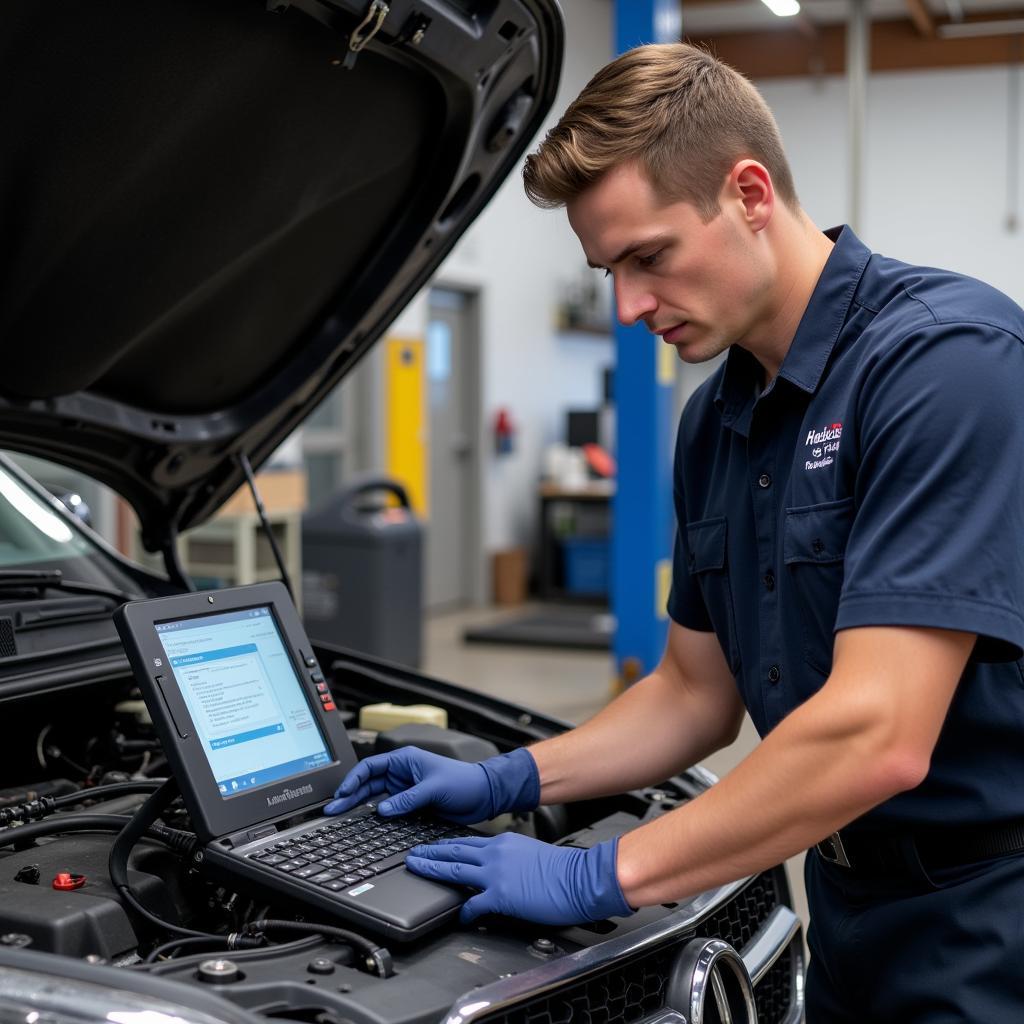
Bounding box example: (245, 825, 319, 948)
(0, 779, 164, 827)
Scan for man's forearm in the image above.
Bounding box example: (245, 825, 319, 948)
(615, 627, 971, 906)
(529, 667, 741, 805)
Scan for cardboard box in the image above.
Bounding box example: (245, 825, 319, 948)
(493, 547, 527, 605)
(217, 469, 307, 517)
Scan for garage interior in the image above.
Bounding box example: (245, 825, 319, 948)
(8, 0, 1023, 960)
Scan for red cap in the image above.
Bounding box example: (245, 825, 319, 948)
(52, 872, 86, 891)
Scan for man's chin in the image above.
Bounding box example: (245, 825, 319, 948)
(669, 337, 725, 365)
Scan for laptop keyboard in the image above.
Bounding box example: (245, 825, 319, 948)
(247, 811, 468, 892)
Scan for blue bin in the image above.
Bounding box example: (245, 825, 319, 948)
(562, 537, 610, 594)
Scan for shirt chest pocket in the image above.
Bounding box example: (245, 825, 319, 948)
(686, 516, 741, 674)
(783, 497, 854, 677)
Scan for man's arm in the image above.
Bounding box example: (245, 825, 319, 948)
(530, 620, 746, 804)
(325, 620, 739, 822)
(615, 625, 974, 906)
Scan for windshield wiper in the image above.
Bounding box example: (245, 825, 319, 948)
(0, 569, 135, 605)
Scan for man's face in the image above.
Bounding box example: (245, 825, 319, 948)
(566, 161, 773, 363)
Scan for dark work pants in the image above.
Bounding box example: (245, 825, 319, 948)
(804, 847, 1024, 1022)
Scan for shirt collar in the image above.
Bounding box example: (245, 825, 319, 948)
(715, 225, 872, 431)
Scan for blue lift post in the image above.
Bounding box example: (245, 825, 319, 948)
(611, 0, 681, 690)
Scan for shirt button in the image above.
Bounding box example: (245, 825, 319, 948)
(758, 473, 772, 489)
(767, 664, 781, 684)
(812, 538, 825, 555)
(763, 572, 775, 591)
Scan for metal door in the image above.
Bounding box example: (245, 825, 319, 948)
(425, 288, 479, 611)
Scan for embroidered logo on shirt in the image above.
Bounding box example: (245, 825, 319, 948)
(804, 422, 842, 471)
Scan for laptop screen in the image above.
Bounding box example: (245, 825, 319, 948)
(155, 605, 333, 798)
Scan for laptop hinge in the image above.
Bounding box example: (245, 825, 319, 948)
(224, 824, 278, 849)
(221, 804, 325, 849)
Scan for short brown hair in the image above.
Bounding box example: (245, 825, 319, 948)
(523, 43, 798, 220)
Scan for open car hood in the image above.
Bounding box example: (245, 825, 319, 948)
(0, 0, 562, 552)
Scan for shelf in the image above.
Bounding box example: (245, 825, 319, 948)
(131, 500, 304, 612)
(556, 327, 612, 343)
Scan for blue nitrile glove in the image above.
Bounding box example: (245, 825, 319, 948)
(405, 833, 634, 925)
(323, 745, 540, 825)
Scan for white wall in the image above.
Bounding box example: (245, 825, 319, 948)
(759, 65, 1024, 304)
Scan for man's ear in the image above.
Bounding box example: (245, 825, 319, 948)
(723, 160, 774, 232)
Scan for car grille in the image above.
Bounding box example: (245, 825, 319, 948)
(482, 872, 794, 1024)
(755, 941, 796, 1024)
(0, 618, 15, 658)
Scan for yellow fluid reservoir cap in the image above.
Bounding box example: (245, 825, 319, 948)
(358, 702, 448, 732)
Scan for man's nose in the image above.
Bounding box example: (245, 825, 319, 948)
(614, 277, 657, 327)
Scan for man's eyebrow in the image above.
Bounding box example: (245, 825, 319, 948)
(585, 235, 672, 270)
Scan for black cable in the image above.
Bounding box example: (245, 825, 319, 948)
(108, 779, 177, 889)
(109, 778, 214, 940)
(55, 780, 163, 809)
(142, 935, 231, 964)
(0, 814, 196, 855)
(236, 452, 294, 599)
(116, 886, 211, 939)
(145, 919, 385, 971)
(0, 810, 386, 972)
(142, 932, 266, 964)
(136, 935, 323, 973)
(6, 806, 391, 974)
(160, 526, 196, 593)
(242, 918, 392, 976)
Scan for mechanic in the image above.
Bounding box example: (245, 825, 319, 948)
(326, 44, 1024, 1021)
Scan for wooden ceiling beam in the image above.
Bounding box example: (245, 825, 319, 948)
(905, 0, 937, 37)
(795, 11, 820, 40)
(688, 15, 1024, 77)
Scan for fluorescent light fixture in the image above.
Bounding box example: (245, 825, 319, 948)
(759, 0, 801, 16)
(938, 18, 1024, 37)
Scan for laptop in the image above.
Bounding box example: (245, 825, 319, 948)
(114, 581, 476, 943)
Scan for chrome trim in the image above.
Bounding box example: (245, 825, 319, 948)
(634, 1013, 688, 1024)
(441, 872, 807, 1024)
(675, 939, 757, 1024)
(0, 964, 241, 1024)
(787, 938, 807, 1024)
(687, 765, 720, 790)
(740, 906, 801, 986)
(442, 876, 752, 1024)
(640, 929, 805, 1024)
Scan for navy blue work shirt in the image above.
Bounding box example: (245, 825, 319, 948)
(668, 226, 1024, 830)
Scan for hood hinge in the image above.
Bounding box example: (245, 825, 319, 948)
(341, 0, 389, 70)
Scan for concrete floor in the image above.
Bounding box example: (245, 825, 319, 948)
(423, 602, 810, 935)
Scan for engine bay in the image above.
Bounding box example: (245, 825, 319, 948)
(0, 650, 716, 1024)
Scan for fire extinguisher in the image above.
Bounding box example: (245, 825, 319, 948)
(494, 407, 515, 455)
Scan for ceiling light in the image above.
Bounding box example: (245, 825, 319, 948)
(759, 0, 801, 16)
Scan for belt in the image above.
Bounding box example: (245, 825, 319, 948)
(816, 820, 1024, 875)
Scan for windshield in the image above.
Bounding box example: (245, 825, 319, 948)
(0, 464, 97, 566)
(0, 460, 145, 595)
